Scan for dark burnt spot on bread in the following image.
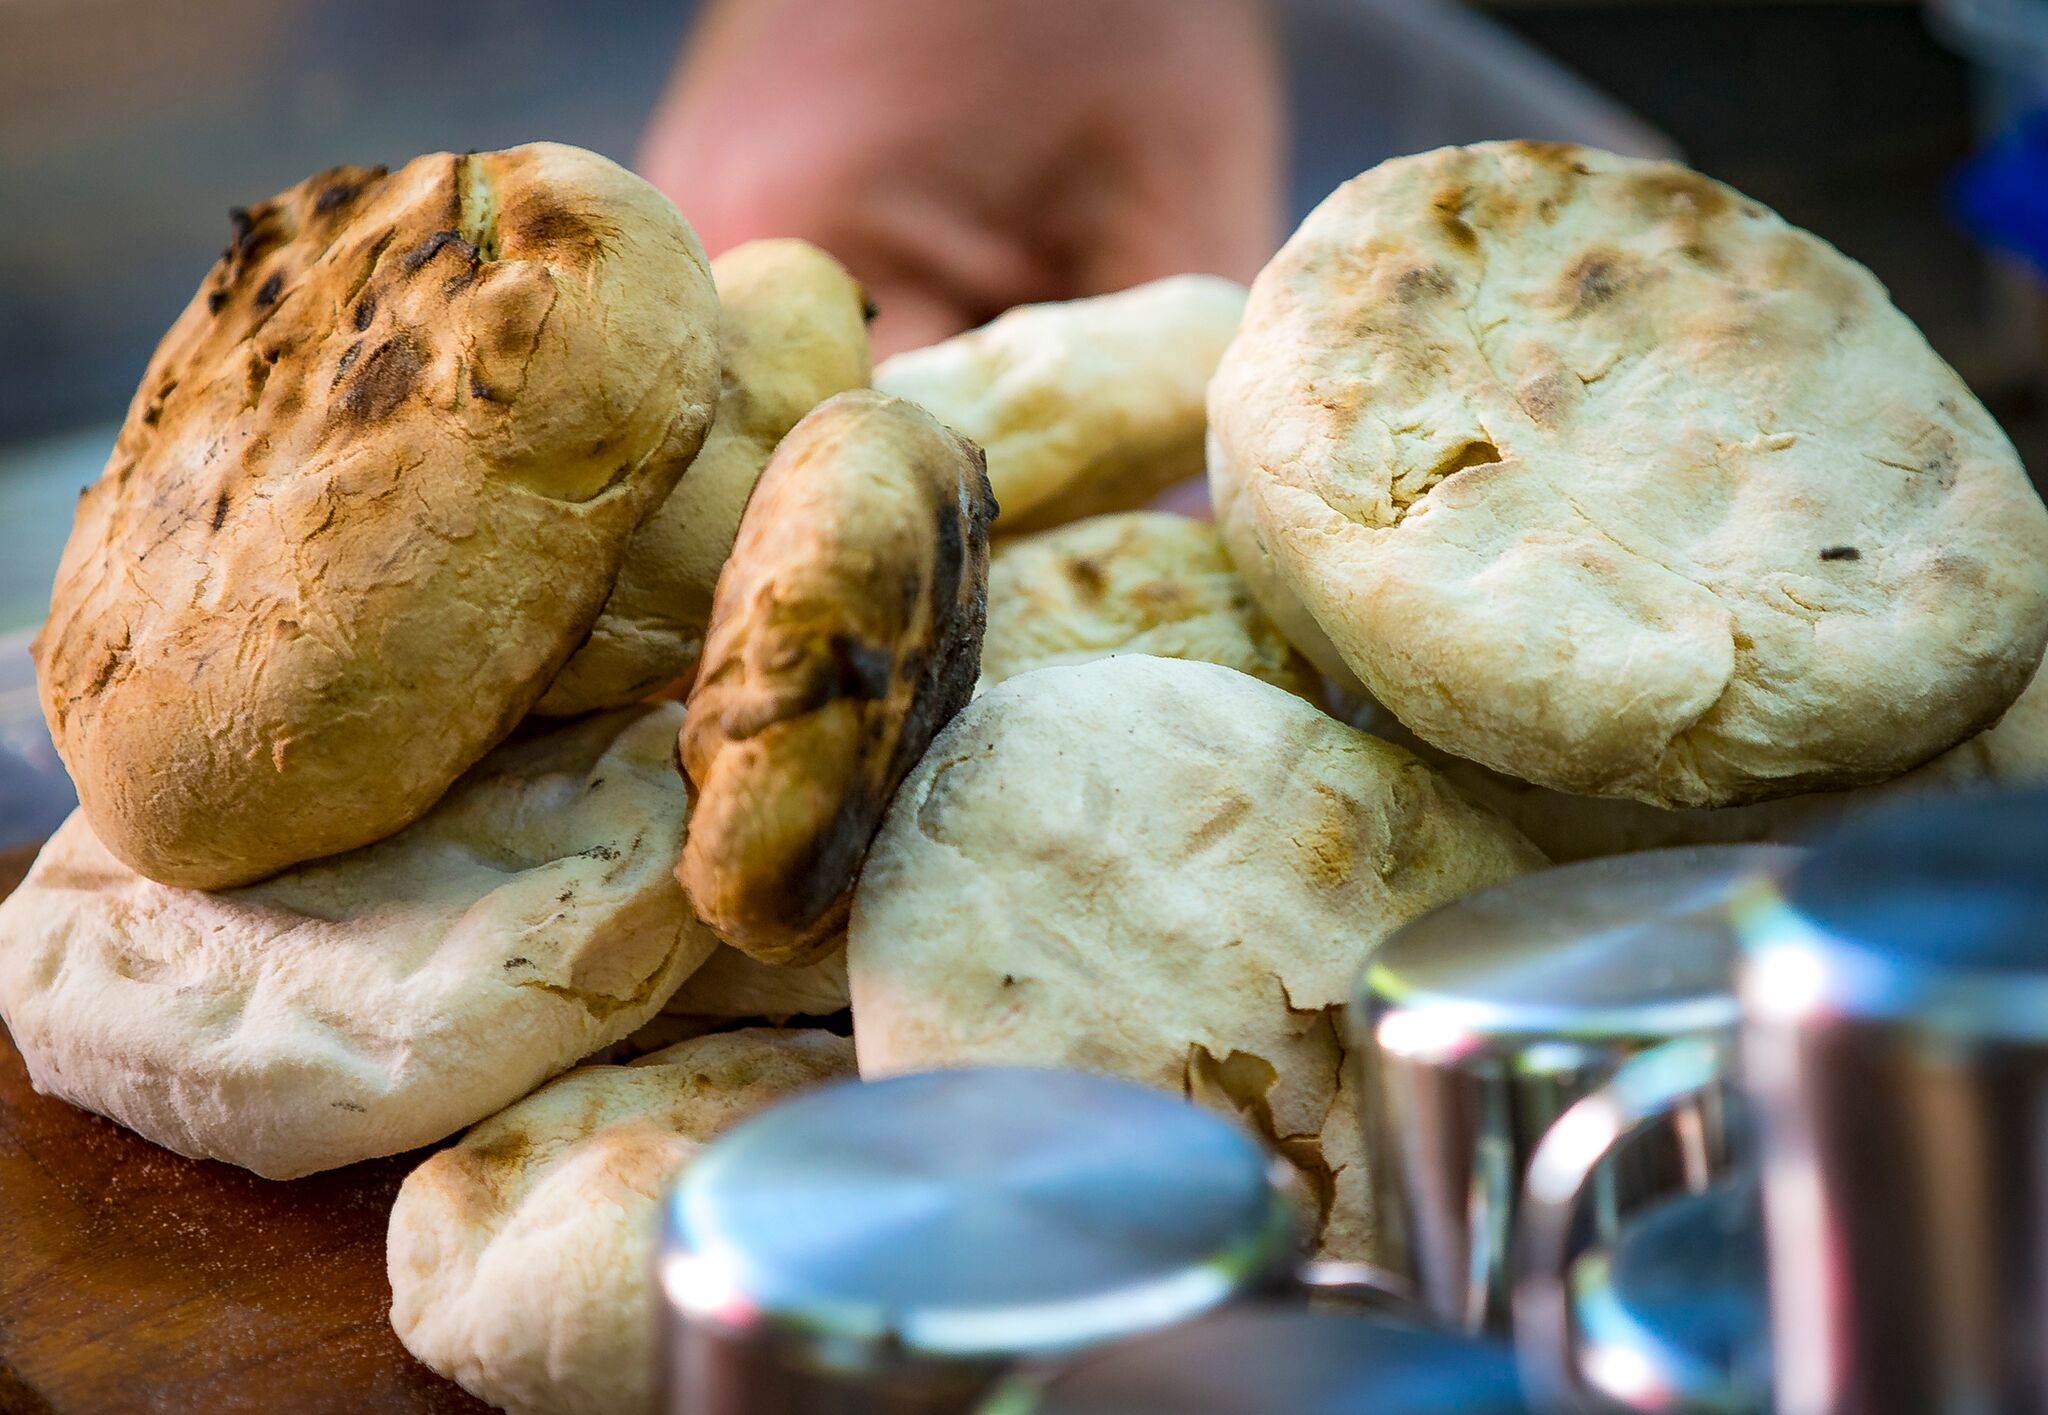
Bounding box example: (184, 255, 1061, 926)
(401, 228, 481, 275)
(468, 368, 503, 402)
(308, 163, 386, 219)
(783, 832, 862, 943)
(1506, 140, 1592, 177)
(333, 339, 363, 385)
(333, 333, 424, 425)
(932, 494, 968, 610)
(834, 634, 896, 700)
(207, 289, 227, 315)
(227, 206, 256, 261)
(1562, 249, 1632, 317)
(352, 294, 376, 331)
(1066, 554, 1110, 598)
(254, 272, 284, 307)
(1430, 186, 1477, 253)
(1819, 545, 1860, 561)
(224, 202, 294, 278)
(1394, 264, 1454, 305)
(210, 491, 230, 531)
(511, 202, 600, 252)
(314, 183, 360, 215)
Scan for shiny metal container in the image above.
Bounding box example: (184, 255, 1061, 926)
(1520, 1163, 1769, 1413)
(1352, 845, 1795, 1332)
(1733, 790, 2048, 1415)
(655, 1067, 1300, 1415)
(978, 1304, 1531, 1414)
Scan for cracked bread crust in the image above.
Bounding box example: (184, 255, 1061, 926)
(680, 390, 996, 965)
(35, 143, 720, 887)
(1210, 141, 2048, 808)
(0, 704, 716, 1179)
(539, 238, 873, 715)
(847, 655, 1544, 1259)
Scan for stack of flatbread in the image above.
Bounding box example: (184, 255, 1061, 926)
(2, 139, 2043, 1415)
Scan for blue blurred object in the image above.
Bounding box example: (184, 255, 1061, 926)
(1570, 1175, 1771, 1414)
(1952, 107, 2048, 276)
(0, 631, 72, 849)
(986, 1305, 1531, 1415)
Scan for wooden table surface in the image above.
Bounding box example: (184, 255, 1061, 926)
(0, 844, 490, 1415)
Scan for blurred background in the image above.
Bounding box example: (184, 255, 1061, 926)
(1, 0, 2045, 841)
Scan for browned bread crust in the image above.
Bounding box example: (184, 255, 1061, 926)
(35, 143, 720, 888)
(680, 390, 996, 964)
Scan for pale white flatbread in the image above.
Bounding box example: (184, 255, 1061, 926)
(0, 704, 713, 1177)
(1210, 142, 2048, 808)
(848, 655, 1544, 1259)
(388, 1029, 853, 1415)
(876, 275, 1245, 533)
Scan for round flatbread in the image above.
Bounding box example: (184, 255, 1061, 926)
(979, 511, 1319, 701)
(389, 1029, 852, 1415)
(538, 238, 872, 714)
(847, 655, 1545, 1258)
(35, 143, 720, 888)
(0, 704, 715, 1178)
(1405, 654, 2048, 861)
(876, 275, 1245, 534)
(1209, 141, 2048, 808)
(680, 390, 996, 965)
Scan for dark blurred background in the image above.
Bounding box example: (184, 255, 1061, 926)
(1, 0, 2043, 630)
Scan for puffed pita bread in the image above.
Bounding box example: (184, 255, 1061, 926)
(1406, 654, 2048, 862)
(662, 942, 850, 1024)
(1209, 141, 2048, 809)
(876, 276, 1245, 534)
(0, 704, 715, 1178)
(680, 390, 995, 965)
(389, 1029, 852, 1415)
(539, 239, 872, 714)
(36, 144, 719, 888)
(980, 511, 1320, 702)
(848, 655, 1544, 1258)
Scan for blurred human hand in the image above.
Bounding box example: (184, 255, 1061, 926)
(638, 0, 1285, 358)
